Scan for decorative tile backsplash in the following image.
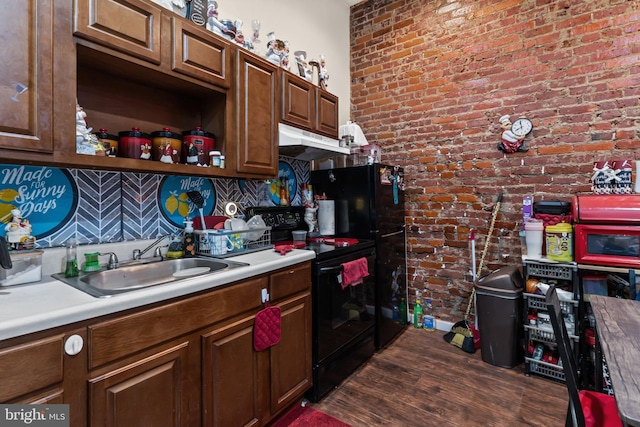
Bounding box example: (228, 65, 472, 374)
(0, 158, 309, 248)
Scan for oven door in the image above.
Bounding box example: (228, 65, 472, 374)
(313, 247, 376, 363)
(575, 224, 640, 268)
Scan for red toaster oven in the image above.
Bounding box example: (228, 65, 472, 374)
(573, 194, 640, 269)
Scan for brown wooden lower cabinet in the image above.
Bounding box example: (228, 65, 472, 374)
(270, 292, 312, 415)
(89, 341, 192, 427)
(0, 261, 312, 427)
(202, 314, 264, 427)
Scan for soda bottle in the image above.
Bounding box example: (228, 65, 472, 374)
(413, 298, 423, 329)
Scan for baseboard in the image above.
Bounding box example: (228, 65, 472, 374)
(435, 319, 454, 332)
(405, 313, 454, 332)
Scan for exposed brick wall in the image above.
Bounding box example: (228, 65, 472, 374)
(350, 0, 640, 321)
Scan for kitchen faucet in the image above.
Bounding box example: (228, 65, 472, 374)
(132, 233, 173, 261)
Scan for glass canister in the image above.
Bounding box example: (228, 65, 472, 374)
(182, 126, 215, 165)
(546, 222, 573, 262)
(118, 127, 152, 160)
(151, 127, 182, 164)
(93, 128, 118, 157)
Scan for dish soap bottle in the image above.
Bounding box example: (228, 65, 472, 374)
(183, 219, 196, 257)
(65, 238, 79, 277)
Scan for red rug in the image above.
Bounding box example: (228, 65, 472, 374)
(271, 404, 352, 427)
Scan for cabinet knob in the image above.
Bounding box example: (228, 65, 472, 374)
(64, 334, 84, 356)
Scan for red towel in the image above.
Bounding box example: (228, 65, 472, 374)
(341, 257, 369, 290)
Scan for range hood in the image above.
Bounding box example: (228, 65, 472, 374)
(278, 123, 350, 161)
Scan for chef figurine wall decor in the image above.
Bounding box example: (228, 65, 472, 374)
(498, 114, 532, 153)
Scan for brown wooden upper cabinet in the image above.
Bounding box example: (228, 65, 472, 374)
(73, 0, 162, 64)
(281, 71, 339, 139)
(316, 89, 339, 137)
(169, 16, 231, 88)
(0, 0, 59, 155)
(235, 50, 279, 177)
(0, 0, 280, 179)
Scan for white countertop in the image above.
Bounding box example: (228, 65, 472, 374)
(0, 248, 315, 341)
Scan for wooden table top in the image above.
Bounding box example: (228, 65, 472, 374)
(590, 295, 640, 427)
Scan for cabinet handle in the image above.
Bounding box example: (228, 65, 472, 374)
(64, 334, 84, 356)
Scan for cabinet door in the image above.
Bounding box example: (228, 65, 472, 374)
(74, 0, 162, 64)
(169, 17, 231, 88)
(89, 342, 191, 427)
(270, 292, 312, 415)
(316, 89, 339, 138)
(202, 315, 264, 427)
(0, 334, 64, 402)
(236, 50, 279, 176)
(0, 0, 54, 153)
(281, 73, 315, 130)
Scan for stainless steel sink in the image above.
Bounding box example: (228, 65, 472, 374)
(52, 257, 248, 298)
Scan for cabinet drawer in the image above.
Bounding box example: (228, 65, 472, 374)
(169, 16, 230, 87)
(270, 263, 311, 301)
(74, 0, 162, 64)
(0, 334, 64, 401)
(89, 277, 267, 368)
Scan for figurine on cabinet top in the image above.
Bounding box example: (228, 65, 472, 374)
(318, 55, 329, 89)
(309, 56, 329, 89)
(265, 32, 288, 68)
(76, 101, 105, 156)
(294, 51, 313, 82)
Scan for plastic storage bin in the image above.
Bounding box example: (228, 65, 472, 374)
(0, 250, 43, 286)
(476, 265, 524, 368)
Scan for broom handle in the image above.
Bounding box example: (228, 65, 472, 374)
(465, 192, 503, 320)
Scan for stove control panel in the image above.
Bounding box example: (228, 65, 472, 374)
(246, 206, 305, 231)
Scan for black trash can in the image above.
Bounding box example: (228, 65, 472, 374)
(476, 265, 524, 368)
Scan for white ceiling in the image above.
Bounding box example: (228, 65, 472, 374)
(345, 0, 365, 5)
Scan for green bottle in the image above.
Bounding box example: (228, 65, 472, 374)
(413, 298, 423, 329)
(399, 298, 407, 325)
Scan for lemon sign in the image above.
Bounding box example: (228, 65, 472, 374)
(158, 176, 215, 228)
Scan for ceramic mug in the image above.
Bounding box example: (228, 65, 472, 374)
(211, 233, 228, 256)
(226, 233, 244, 252)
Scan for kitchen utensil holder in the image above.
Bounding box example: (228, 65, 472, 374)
(195, 227, 272, 258)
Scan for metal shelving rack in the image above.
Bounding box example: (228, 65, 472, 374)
(522, 258, 579, 383)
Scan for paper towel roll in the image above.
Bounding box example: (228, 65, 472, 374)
(318, 200, 335, 236)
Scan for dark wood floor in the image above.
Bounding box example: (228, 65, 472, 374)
(312, 327, 568, 426)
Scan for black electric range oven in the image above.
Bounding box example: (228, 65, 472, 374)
(247, 206, 376, 402)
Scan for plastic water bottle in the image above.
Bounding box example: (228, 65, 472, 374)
(422, 299, 436, 331)
(413, 298, 423, 329)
